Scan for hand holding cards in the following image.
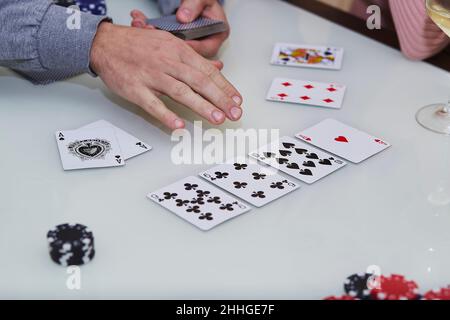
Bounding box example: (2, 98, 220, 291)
(147, 14, 228, 40)
(55, 120, 151, 171)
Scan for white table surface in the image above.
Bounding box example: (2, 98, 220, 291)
(1, 0, 450, 299)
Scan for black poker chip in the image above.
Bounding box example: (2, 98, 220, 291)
(47, 223, 95, 266)
(344, 273, 373, 300)
(53, 0, 77, 7)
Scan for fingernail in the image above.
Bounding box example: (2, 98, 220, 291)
(230, 107, 242, 120)
(212, 110, 225, 123)
(232, 96, 242, 106)
(174, 119, 184, 129)
(181, 8, 191, 19)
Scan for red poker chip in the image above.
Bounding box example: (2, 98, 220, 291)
(423, 287, 450, 300)
(371, 274, 419, 300)
(324, 295, 357, 300)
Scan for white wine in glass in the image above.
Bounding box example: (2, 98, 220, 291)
(416, 0, 450, 134)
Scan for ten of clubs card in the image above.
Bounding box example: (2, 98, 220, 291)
(296, 119, 391, 164)
(267, 78, 347, 109)
(148, 176, 251, 231)
(271, 43, 344, 70)
(200, 161, 300, 207)
(55, 127, 125, 171)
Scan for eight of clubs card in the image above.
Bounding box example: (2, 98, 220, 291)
(296, 119, 391, 163)
(200, 161, 300, 207)
(271, 43, 344, 70)
(267, 78, 346, 109)
(55, 127, 125, 170)
(148, 176, 250, 231)
(249, 136, 347, 184)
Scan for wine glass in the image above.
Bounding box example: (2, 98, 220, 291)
(416, 0, 450, 135)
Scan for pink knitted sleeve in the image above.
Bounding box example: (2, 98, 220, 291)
(389, 0, 449, 60)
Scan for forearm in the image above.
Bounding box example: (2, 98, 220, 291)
(389, 0, 450, 60)
(0, 0, 107, 84)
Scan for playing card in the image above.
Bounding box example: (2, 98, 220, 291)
(147, 14, 228, 40)
(249, 136, 347, 184)
(80, 120, 151, 160)
(55, 127, 125, 171)
(199, 161, 300, 207)
(271, 43, 344, 70)
(267, 78, 346, 109)
(295, 119, 391, 163)
(148, 176, 251, 231)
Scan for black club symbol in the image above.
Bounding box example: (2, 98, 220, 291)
(252, 191, 266, 199)
(270, 182, 285, 189)
(196, 190, 211, 197)
(175, 199, 189, 207)
(163, 192, 178, 200)
(184, 183, 198, 191)
(214, 172, 229, 179)
(233, 181, 248, 189)
(252, 172, 266, 180)
(199, 213, 214, 221)
(207, 196, 221, 204)
(220, 203, 234, 211)
(233, 163, 248, 170)
(191, 197, 205, 205)
(187, 206, 201, 213)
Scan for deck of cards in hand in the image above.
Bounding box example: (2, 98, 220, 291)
(55, 120, 151, 171)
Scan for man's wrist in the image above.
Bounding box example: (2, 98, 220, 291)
(90, 21, 114, 76)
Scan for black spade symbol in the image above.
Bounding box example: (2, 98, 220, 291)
(303, 161, 316, 168)
(276, 158, 289, 165)
(282, 142, 295, 149)
(300, 169, 313, 176)
(295, 148, 308, 155)
(306, 153, 319, 159)
(319, 159, 332, 166)
(78, 145, 103, 158)
(279, 150, 292, 157)
(286, 163, 300, 170)
(263, 152, 276, 158)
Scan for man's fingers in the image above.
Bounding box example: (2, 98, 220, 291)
(134, 87, 185, 130)
(130, 10, 147, 20)
(164, 62, 241, 121)
(155, 75, 226, 125)
(177, 0, 214, 23)
(210, 60, 223, 70)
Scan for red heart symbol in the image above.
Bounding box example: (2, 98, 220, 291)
(335, 136, 349, 143)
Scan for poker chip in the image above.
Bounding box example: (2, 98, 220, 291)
(343, 273, 373, 300)
(54, 0, 77, 7)
(47, 223, 95, 266)
(423, 287, 450, 300)
(324, 295, 357, 300)
(76, 0, 107, 15)
(370, 274, 419, 300)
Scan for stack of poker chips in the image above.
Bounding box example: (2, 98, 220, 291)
(76, 0, 107, 15)
(47, 223, 95, 267)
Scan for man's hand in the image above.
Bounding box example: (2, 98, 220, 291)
(131, 0, 229, 58)
(90, 22, 242, 130)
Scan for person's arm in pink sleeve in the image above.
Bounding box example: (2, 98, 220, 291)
(389, 0, 449, 60)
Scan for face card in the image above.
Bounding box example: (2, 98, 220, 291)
(199, 161, 300, 207)
(80, 120, 151, 160)
(148, 176, 251, 231)
(295, 119, 391, 163)
(267, 78, 346, 109)
(249, 136, 347, 184)
(271, 43, 344, 70)
(55, 127, 125, 171)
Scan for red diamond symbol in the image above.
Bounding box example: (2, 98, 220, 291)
(327, 87, 337, 92)
(323, 98, 334, 103)
(278, 93, 288, 98)
(282, 82, 292, 87)
(304, 85, 314, 90)
(300, 96, 311, 101)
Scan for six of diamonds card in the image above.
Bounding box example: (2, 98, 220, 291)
(271, 43, 344, 70)
(148, 176, 251, 231)
(267, 78, 347, 109)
